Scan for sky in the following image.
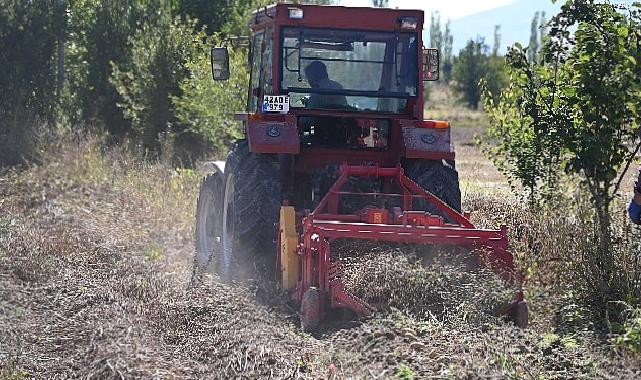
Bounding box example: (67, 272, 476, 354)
(338, 0, 518, 21)
(337, 0, 634, 52)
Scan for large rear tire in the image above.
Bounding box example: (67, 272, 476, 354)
(405, 159, 462, 219)
(219, 140, 281, 280)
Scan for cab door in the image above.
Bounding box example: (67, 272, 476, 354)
(247, 27, 274, 113)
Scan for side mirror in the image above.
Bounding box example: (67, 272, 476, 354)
(211, 47, 230, 81)
(423, 48, 439, 81)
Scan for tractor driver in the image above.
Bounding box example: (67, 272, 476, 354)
(304, 61, 348, 109)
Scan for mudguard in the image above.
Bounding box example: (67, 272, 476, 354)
(201, 160, 226, 178)
(246, 119, 300, 154)
(402, 126, 455, 160)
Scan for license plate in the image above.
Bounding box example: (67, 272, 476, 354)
(263, 95, 290, 114)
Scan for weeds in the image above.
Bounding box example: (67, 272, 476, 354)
(395, 363, 415, 380)
(612, 304, 641, 353)
(2, 133, 641, 378)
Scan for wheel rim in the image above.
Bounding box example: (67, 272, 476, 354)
(221, 172, 235, 275)
(196, 189, 218, 269)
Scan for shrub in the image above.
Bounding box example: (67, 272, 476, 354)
(481, 1, 641, 326)
(0, 0, 61, 165)
(172, 41, 247, 158)
(111, 16, 207, 155)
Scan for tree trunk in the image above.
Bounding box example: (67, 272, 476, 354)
(56, 0, 66, 97)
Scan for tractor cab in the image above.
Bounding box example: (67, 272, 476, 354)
(212, 4, 445, 167)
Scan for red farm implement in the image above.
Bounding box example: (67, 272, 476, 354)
(278, 164, 526, 331)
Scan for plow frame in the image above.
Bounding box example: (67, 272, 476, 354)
(278, 163, 526, 329)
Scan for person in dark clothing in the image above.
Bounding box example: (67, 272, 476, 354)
(304, 61, 348, 109)
(628, 166, 641, 224)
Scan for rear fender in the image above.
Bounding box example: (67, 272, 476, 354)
(247, 119, 300, 154)
(201, 160, 226, 180)
(402, 124, 455, 160)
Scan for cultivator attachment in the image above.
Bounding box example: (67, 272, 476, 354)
(277, 164, 528, 331)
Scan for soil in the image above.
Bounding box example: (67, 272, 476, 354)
(1, 147, 640, 379)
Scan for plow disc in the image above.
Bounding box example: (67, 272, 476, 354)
(277, 164, 528, 331)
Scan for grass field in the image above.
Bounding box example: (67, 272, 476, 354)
(1, 96, 640, 378)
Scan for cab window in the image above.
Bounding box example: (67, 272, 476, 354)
(248, 32, 265, 112)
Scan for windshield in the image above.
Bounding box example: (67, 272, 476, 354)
(281, 27, 418, 113)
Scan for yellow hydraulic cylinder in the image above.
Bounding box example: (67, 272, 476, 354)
(280, 206, 299, 290)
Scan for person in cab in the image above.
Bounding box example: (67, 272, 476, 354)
(304, 61, 348, 109)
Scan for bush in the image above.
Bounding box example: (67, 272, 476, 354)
(172, 41, 247, 158)
(481, 1, 641, 328)
(111, 17, 207, 156)
(0, 0, 61, 165)
(452, 38, 507, 109)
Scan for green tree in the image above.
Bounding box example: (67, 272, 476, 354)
(540, 11, 547, 42)
(177, 0, 264, 36)
(111, 16, 205, 152)
(483, 0, 641, 321)
(528, 12, 540, 64)
(481, 47, 563, 205)
(453, 38, 489, 109)
(429, 12, 443, 51)
(442, 20, 454, 82)
(527, 10, 548, 65)
(492, 25, 501, 57)
(172, 42, 248, 156)
(62, 0, 173, 135)
(0, 0, 62, 165)
(293, 0, 336, 5)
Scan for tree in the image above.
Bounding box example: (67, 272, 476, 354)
(539, 11, 547, 43)
(429, 12, 443, 51)
(481, 48, 563, 205)
(178, 0, 264, 36)
(0, 0, 62, 165)
(172, 39, 248, 156)
(527, 11, 548, 66)
(57, 0, 176, 136)
(483, 0, 641, 321)
(111, 16, 206, 153)
(492, 25, 501, 57)
(528, 12, 540, 64)
(442, 20, 454, 82)
(453, 38, 489, 109)
(293, 0, 336, 5)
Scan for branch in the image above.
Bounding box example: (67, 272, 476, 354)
(613, 141, 641, 196)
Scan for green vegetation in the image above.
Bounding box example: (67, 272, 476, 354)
(395, 363, 415, 380)
(482, 0, 641, 347)
(0, 1, 63, 165)
(0, 0, 263, 165)
(452, 37, 507, 109)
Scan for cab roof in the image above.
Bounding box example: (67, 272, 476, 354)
(251, 3, 424, 32)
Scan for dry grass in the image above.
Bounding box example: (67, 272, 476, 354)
(1, 122, 640, 378)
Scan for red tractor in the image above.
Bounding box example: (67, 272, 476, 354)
(195, 3, 528, 331)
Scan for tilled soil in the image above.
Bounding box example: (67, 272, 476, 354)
(1, 152, 639, 379)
